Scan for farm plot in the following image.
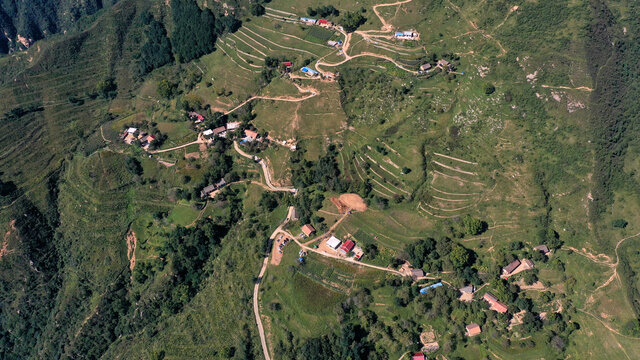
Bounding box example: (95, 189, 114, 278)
(418, 151, 487, 219)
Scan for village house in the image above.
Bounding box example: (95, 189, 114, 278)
(466, 323, 482, 337)
(213, 126, 226, 137)
(244, 129, 259, 142)
(141, 135, 156, 150)
(300, 17, 317, 25)
(323, 72, 338, 80)
(502, 259, 521, 277)
(460, 285, 475, 294)
(121, 127, 138, 144)
(395, 31, 418, 40)
(437, 59, 451, 70)
(188, 112, 205, 123)
(411, 268, 425, 280)
(317, 19, 333, 28)
(301, 224, 316, 237)
(339, 239, 355, 255)
(301, 67, 319, 77)
(326, 236, 342, 250)
(290, 207, 299, 221)
(200, 178, 227, 198)
(200, 184, 216, 198)
(522, 258, 535, 270)
(483, 292, 508, 314)
(420, 63, 432, 71)
(226, 121, 241, 131)
(411, 352, 425, 360)
(202, 129, 214, 137)
(534, 244, 550, 255)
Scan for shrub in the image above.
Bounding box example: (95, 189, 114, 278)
(612, 218, 628, 228)
(483, 82, 496, 95)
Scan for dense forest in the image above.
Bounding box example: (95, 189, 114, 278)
(0, 0, 118, 53)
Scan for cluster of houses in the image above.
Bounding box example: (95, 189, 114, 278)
(300, 66, 338, 80)
(121, 127, 156, 150)
(394, 30, 419, 40)
(326, 235, 360, 258)
(418, 59, 451, 74)
(327, 40, 343, 47)
(299, 17, 338, 30)
(202, 121, 241, 139)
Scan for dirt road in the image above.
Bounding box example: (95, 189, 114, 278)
(253, 206, 296, 360)
(223, 89, 317, 116)
(289, 229, 403, 275)
(233, 141, 297, 193)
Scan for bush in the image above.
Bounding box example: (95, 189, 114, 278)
(125, 157, 143, 176)
(612, 218, 628, 228)
(95, 77, 117, 99)
(483, 82, 495, 95)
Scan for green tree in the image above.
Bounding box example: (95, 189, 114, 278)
(463, 215, 483, 236)
(449, 245, 470, 270)
(339, 11, 366, 32)
(250, 3, 265, 16)
(157, 79, 177, 99)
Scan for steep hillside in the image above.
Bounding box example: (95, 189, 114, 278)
(0, 0, 119, 53)
(0, 0, 640, 359)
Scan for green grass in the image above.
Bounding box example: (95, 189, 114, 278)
(167, 202, 201, 226)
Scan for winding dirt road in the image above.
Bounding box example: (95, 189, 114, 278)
(233, 141, 297, 193)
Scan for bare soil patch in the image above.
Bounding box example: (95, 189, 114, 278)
(331, 193, 368, 213)
(126, 231, 137, 272)
(0, 220, 17, 260)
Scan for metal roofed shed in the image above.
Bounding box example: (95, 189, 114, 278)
(326, 236, 342, 250)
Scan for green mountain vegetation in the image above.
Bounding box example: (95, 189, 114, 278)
(1, 0, 640, 359)
(0, 0, 118, 53)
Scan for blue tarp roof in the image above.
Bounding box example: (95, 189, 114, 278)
(420, 282, 443, 294)
(301, 18, 317, 22)
(395, 32, 404, 36)
(301, 67, 318, 74)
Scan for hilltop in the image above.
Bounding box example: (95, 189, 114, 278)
(1, 0, 640, 359)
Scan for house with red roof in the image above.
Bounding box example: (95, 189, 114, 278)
(466, 323, 481, 337)
(483, 292, 508, 314)
(339, 239, 355, 255)
(411, 353, 425, 360)
(244, 129, 259, 142)
(301, 224, 315, 237)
